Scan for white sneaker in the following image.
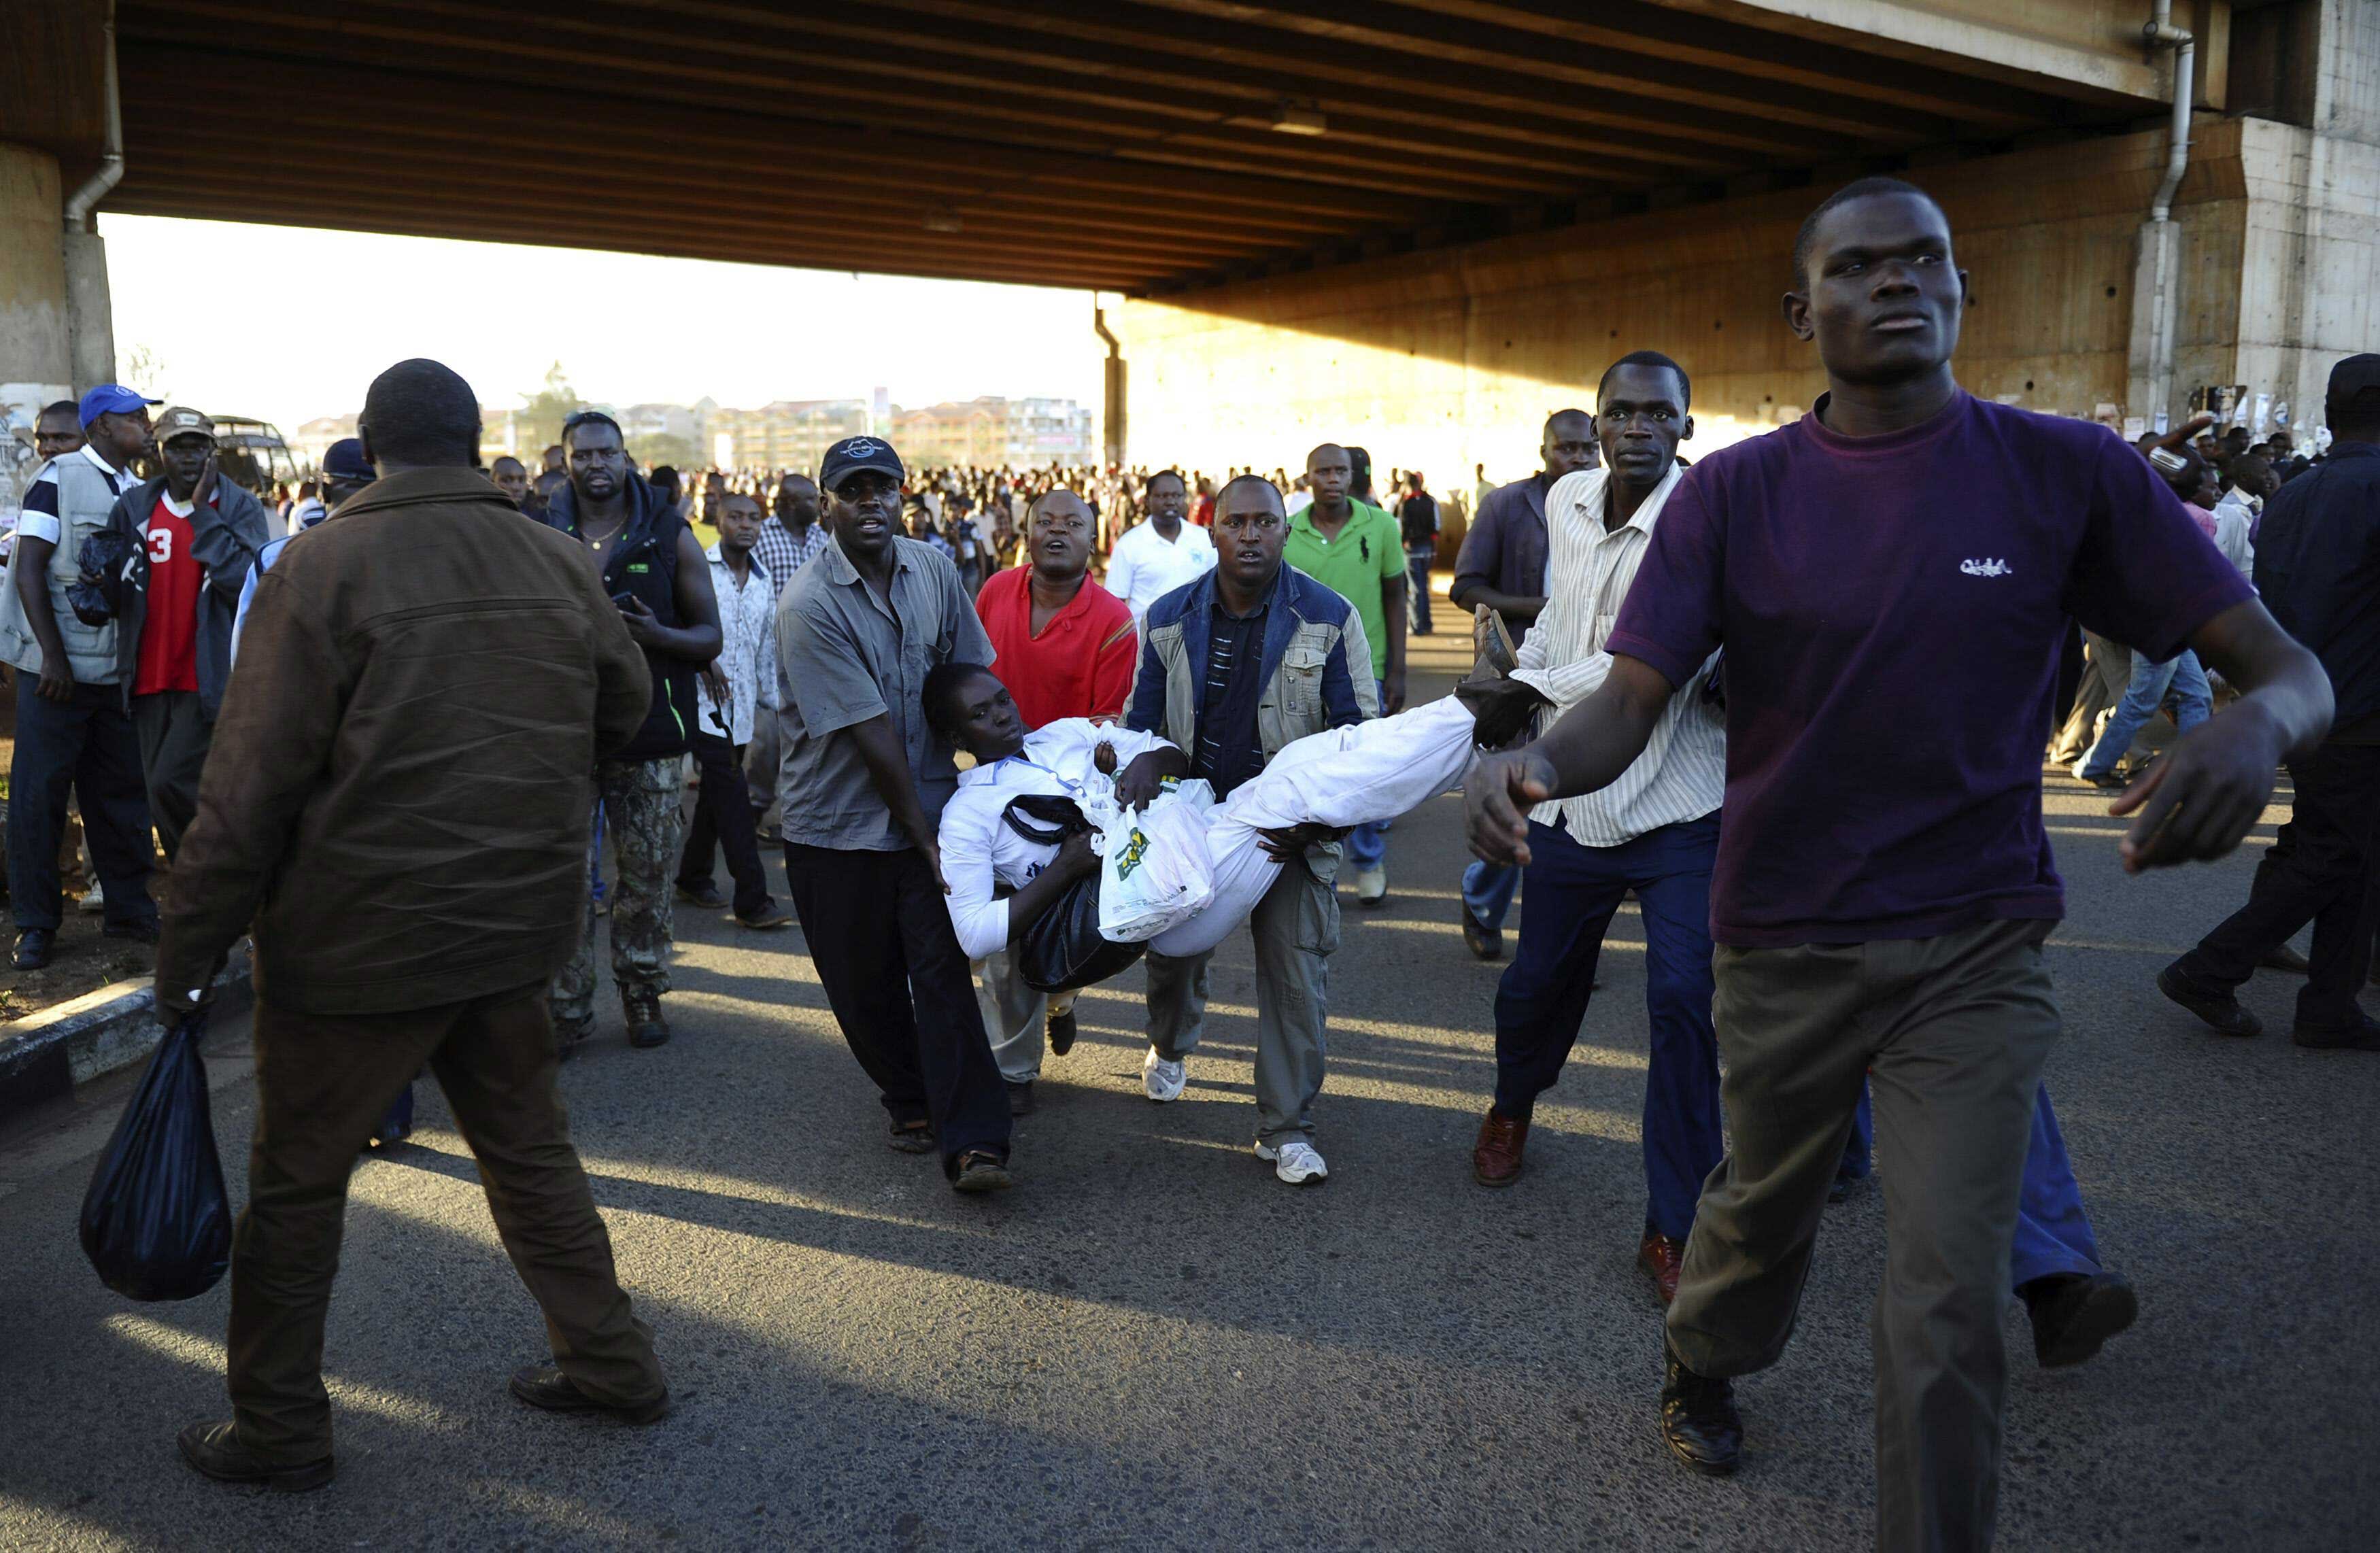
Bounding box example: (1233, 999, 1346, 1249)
(1354, 866, 1387, 907)
(78, 885, 104, 915)
(1257, 1138, 1329, 1184)
(1142, 1046, 1186, 1103)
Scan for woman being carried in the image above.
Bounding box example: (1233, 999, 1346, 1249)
(932, 640, 1546, 968)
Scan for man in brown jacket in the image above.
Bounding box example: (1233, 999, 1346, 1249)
(156, 359, 670, 1492)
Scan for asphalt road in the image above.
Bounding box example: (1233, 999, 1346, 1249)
(3, 631, 2375, 1551)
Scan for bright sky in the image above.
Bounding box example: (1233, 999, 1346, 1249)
(103, 217, 1109, 432)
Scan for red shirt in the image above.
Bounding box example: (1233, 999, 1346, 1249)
(973, 566, 1137, 729)
(135, 494, 203, 696)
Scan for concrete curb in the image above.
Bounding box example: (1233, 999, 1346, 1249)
(0, 946, 252, 1123)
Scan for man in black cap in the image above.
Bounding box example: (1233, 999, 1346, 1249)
(0, 384, 165, 967)
(2163, 354, 2380, 1049)
(775, 434, 1013, 1192)
(100, 406, 271, 859)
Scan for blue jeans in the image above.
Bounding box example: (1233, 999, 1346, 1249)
(1840, 1080, 2101, 1287)
(1406, 549, 1434, 634)
(2077, 649, 2210, 779)
(1346, 679, 1390, 872)
(1463, 858, 1520, 929)
(1493, 814, 1723, 1242)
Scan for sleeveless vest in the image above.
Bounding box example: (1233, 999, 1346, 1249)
(0, 455, 123, 684)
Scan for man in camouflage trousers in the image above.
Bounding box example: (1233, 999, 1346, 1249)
(541, 411, 722, 1053)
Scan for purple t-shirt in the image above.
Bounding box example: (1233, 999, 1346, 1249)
(1606, 391, 2255, 947)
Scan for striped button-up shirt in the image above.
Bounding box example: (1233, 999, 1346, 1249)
(698, 543, 780, 746)
(752, 515, 833, 598)
(1511, 463, 1724, 847)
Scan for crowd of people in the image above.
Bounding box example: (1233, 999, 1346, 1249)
(11, 175, 2378, 1553)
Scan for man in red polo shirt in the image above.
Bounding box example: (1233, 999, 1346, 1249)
(970, 488, 1136, 1110)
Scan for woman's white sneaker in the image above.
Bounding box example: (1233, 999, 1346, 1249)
(1256, 1138, 1329, 1184)
(1142, 1047, 1187, 1102)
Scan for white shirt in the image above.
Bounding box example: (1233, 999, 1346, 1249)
(1104, 517, 1217, 619)
(698, 543, 779, 746)
(2209, 490, 2258, 581)
(939, 718, 1174, 959)
(1512, 464, 1726, 847)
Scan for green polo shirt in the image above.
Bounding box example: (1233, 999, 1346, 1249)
(1285, 499, 1402, 679)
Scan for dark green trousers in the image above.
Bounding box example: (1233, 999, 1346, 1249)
(229, 980, 664, 1463)
(1666, 918, 2061, 1553)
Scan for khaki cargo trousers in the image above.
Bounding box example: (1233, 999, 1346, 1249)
(1666, 918, 2062, 1553)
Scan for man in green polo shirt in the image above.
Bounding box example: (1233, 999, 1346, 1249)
(1286, 442, 1408, 906)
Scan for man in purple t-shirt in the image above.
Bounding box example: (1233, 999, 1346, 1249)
(1465, 180, 2330, 1551)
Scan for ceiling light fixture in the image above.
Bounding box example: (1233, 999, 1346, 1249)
(1272, 103, 1327, 137)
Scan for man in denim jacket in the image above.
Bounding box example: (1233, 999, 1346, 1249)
(1115, 473, 1374, 1185)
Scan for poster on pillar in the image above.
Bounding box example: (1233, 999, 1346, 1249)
(2, 383, 75, 534)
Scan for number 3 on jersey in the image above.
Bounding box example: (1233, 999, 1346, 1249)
(146, 526, 175, 564)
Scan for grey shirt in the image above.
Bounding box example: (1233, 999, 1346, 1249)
(775, 532, 995, 851)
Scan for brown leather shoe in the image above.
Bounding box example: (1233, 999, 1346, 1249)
(1639, 1229, 1686, 1305)
(1472, 1108, 1528, 1187)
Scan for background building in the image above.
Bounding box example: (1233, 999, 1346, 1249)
(892, 396, 1097, 467)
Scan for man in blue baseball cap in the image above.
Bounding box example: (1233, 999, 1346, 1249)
(0, 385, 164, 967)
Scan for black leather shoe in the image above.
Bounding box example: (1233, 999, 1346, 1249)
(509, 1364, 670, 1423)
(177, 1421, 335, 1492)
(11, 929, 52, 970)
(1659, 1346, 1742, 1475)
(1460, 903, 1502, 962)
(952, 1149, 1015, 1193)
(1047, 1008, 1077, 1057)
(1006, 1079, 1036, 1116)
(624, 990, 670, 1048)
(675, 880, 729, 910)
(2020, 1270, 2138, 1368)
(2258, 943, 2311, 974)
(2292, 1013, 2380, 1051)
(103, 917, 160, 944)
(2157, 962, 2262, 1038)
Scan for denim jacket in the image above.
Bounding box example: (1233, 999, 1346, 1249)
(1121, 562, 1376, 763)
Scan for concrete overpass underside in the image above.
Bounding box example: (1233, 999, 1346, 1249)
(6, 1, 2373, 477)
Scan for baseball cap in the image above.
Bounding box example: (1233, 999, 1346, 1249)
(818, 435, 904, 492)
(2326, 354, 2380, 408)
(78, 383, 162, 427)
(322, 438, 375, 481)
(154, 406, 216, 444)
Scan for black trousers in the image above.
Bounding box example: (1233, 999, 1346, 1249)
(2180, 740, 2380, 1031)
(676, 732, 772, 919)
(6, 675, 155, 932)
(782, 841, 1011, 1174)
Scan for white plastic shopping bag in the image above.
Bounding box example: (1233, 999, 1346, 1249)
(1096, 779, 1217, 942)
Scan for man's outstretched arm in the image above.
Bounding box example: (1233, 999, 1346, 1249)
(1463, 653, 1673, 866)
(2110, 598, 2331, 872)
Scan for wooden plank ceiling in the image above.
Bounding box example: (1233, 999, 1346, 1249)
(104, 0, 2161, 294)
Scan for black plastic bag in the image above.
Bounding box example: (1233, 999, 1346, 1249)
(80, 1010, 231, 1301)
(1001, 796, 1146, 994)
(68, 526, 139, 627)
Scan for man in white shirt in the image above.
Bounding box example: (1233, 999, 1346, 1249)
(676, 493, 790, 929)
(1466, 352, 1730, 1310)
(1102, 469, 1214, 620)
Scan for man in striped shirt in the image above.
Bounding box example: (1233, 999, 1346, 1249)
(1471, 352, 1729, 1310)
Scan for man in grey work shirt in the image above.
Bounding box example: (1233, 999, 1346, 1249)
(775, 435, 1014, 1192)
